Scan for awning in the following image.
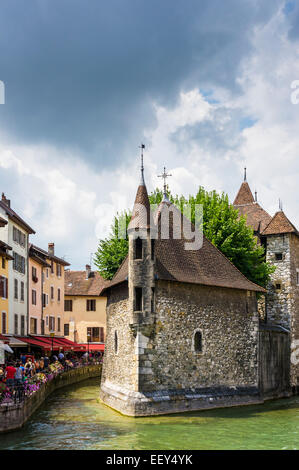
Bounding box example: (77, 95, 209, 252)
(7, 337, 28, 347)
(77, 343, 105, 351)
(34, 336, 78, 351)
(18, 336, 49, 349)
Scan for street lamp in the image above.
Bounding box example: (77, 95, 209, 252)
(87, 332, 91, 359)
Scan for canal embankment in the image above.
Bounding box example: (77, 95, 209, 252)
(0, 364, 101, 433)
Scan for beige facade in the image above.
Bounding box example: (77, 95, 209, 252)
(64, 294, 106, 343)
(64, 267, 107, 344)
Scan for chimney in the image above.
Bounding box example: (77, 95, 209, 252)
(86, 264, 91, 279)
(1, 193, 10, 208)
(48, 243, 55, 256)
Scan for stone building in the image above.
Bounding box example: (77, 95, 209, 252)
(64, 265, 107, 350)
(234, 175, 299, 389)
(99, 163, 287, 417)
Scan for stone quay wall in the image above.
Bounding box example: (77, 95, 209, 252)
(0, 364, 101, 433)
(100, 280, 263, 416)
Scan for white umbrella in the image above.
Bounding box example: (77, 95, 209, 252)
(0, 341, 13, 354)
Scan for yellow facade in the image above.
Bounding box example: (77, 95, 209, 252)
(0, 251, 10, 334)
(64, 295, 106, 343)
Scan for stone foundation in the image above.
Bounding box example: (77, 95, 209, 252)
(100, 381, 266, 416)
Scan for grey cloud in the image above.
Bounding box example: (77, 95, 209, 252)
(0, 0, 282, 167)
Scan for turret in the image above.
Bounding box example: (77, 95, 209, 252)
(127, 145, 156, 326)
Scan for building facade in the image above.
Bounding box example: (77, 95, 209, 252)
(234, 175, 299, 389)
(0, 193, 35, 336)
(28, 245, 51, 335)
(40, 243, 70, 337)
(99, 166, 278, 417)
(0, 217, 13, 334)
(64, 265, 106, 344)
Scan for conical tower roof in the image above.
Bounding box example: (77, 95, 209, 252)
(233, 181, 255, 205)
(262, 210, 299, 236)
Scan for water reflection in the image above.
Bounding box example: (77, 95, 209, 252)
(0, 378, 298, 450)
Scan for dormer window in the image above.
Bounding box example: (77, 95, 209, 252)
(134, 237, 143, 260)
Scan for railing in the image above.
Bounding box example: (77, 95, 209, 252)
(0, 360, 101, 405)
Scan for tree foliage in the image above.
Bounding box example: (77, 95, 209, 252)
(94, 186, 275, 286)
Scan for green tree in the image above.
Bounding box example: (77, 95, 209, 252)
(94, 186, 274, 286)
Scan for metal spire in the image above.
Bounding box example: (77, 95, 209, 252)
(158, 166, 172, 202)
(139, 143, 145, 185)
(279, 198, 283, 211)
(254, 190, 257, 202)
(244, 167, 247, 182)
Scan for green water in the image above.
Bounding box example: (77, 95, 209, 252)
(0, 378, 298, 450)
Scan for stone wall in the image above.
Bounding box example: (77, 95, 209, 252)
(265, 233, 299, 387)
(101, 283, 138, 391)
(266, 234, 292, 329)
(150, 281, 259, 391)
(0, 365, 101, 433)
(100, 279, 263, 416)
(290, 234, 299, 387)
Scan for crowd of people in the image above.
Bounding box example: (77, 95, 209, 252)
(0, 350, 103, 391)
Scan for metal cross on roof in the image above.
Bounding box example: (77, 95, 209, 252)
(158, 166, 172, 198)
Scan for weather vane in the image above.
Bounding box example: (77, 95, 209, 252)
(139, 143, 145, 184)
(158, 166, 172, 198)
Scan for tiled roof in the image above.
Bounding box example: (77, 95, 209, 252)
(29, 245, 51, 268)
(235, 203, 272, 233)
(128, 184, 153, 231)
(102, 200, 265, 294)
(30, 244, 70, 266)
(0, 200, 35, 234)
(261, 211, 299, 236)
(65, 270, 107, 296)
(233, 182, 255, 205)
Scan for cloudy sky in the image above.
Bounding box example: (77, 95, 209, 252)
(0, 0, 298, 269)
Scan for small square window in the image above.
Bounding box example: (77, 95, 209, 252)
(275, 283, 281, 290)
(275, 253, 283, 261)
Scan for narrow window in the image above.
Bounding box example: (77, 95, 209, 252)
(151, 239, 155, 260)
(14, 279, 18, 300)
(21, 315, 25, 336)
(135, 287, 142, 311)
(296, 269, 299, 286)
(64, 323, 70, 336)
(14, 314, 18, 335)
(51, 286, 54, 300)
(114, 330, 118, 354)
(2, 312, 6, 334)
(135, 237, 143, 259)
(20, 281, 24, 301)
(57, 317, 61, 332)
(57, 288, 61, 302)
(151, 287, 155, 312)
(194, 330, 202, 353)
(2, 257, 5, 269)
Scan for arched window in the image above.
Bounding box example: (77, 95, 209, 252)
(134, 237, 143, 259)
(193, 330, 202, 353)
(114, 331, 118, 354)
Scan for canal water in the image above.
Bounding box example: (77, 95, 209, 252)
(0, 378, 298, 450)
